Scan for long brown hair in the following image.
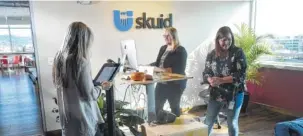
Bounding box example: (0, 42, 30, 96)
(215, 26, 235, 57)
(165, 27, 180, 49)
(53, 22, 94, 88)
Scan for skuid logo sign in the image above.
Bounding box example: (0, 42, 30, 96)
(113, 10, 173, 31)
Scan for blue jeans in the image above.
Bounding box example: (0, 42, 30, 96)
(274, 118, 303, 136)
(205, 91, 244, 136)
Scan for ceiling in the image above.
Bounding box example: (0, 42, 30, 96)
(0, 7, 30, 17)
(0, 1, 30, 25)
(0, 1, 29, 7)
(0, 1, 29, 17)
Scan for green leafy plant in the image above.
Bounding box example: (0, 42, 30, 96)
(98, 95, 145, 136)
(234, 23, 273, 85)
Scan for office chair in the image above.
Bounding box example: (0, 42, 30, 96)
(199, 83, 227, 129)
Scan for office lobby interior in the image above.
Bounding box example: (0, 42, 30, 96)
(0, 0, 302, 136)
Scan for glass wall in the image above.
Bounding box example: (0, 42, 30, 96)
(0, 5, 35, 69)
(0, 25, 10, 53)
(255, 0, 303, 64)
(0, 5, 32, 53)
(0, 24, 33, 53)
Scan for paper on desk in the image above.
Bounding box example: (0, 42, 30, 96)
(138, 66, 155, 75)
(153, 67, 166, 72)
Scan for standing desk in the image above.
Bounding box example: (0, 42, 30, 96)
(120, 73, 193, 123)
(106, 72, 193, 135)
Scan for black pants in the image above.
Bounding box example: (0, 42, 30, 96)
(155, 83, 184, 117)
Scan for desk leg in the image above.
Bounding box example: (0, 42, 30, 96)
(145, 83, 156, 123)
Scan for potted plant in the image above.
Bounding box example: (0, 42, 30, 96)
(98, 93, 146, 136)
(52, 94, 145, 136)
(234, 23, 273, 113)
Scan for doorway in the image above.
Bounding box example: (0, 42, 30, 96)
(0, 1, 43, 135)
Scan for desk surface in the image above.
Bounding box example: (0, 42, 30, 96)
(118, 73, 193, 85)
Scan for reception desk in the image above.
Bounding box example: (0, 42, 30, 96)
(118, 72, 193, 123)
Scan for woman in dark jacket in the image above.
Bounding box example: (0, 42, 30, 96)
(150, 27, 187, 119)
(203, 26, 247, 136)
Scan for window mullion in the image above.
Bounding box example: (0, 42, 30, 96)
(8, 25, 13, 52)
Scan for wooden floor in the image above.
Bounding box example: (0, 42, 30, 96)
(46, 105, 298, 136)
(190, 103, 297, 136)
(0, 70, 43, 136)
(0, 69, 298, 136)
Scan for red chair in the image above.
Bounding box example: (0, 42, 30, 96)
(24, 56, 34, 67)
(12, 55, 23, 74)
(12, 55, 21, 68)
(24, 56, 29, 66)
(19, 55, 23, 66)
(0, 56, 9, 72)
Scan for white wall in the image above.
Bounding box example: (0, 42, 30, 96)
(31, 1, 250, 131)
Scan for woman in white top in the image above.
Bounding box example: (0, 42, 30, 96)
(52, 22, 111, 136)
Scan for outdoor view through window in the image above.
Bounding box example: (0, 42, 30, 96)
(0, 25, 33, 53)
(256, 0, 303, 65)
(0, 6, 33, 53)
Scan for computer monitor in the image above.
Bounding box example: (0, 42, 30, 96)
(120, 39, 138, 70)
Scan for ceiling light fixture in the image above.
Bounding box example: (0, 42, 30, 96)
(77, 1, 100, 5)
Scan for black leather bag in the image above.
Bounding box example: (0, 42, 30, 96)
(156, 110, 177, 124)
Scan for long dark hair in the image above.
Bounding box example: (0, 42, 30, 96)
(53, 22, 93, 88)
(215, 26, 235, 57)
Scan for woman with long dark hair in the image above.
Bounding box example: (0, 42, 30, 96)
(203, 26, 247, 136)
(52, 22, 111, 136)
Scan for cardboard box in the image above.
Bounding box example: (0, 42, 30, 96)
(143, 115, 208, 136)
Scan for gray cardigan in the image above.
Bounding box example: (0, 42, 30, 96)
(53, 58, 103, 136)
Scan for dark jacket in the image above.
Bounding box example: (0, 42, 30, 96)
(151, 45, 188, 90)
(203, 45, 247, 101)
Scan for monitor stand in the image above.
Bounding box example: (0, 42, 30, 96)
(120, 54, 137, 73)
(119, 54, 127, 73)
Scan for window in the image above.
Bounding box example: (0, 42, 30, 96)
(0, 24, 33, 53)
(0, 25, 11, 53)
(255, 0, 303, 64)
(10, 26, 33, 52)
